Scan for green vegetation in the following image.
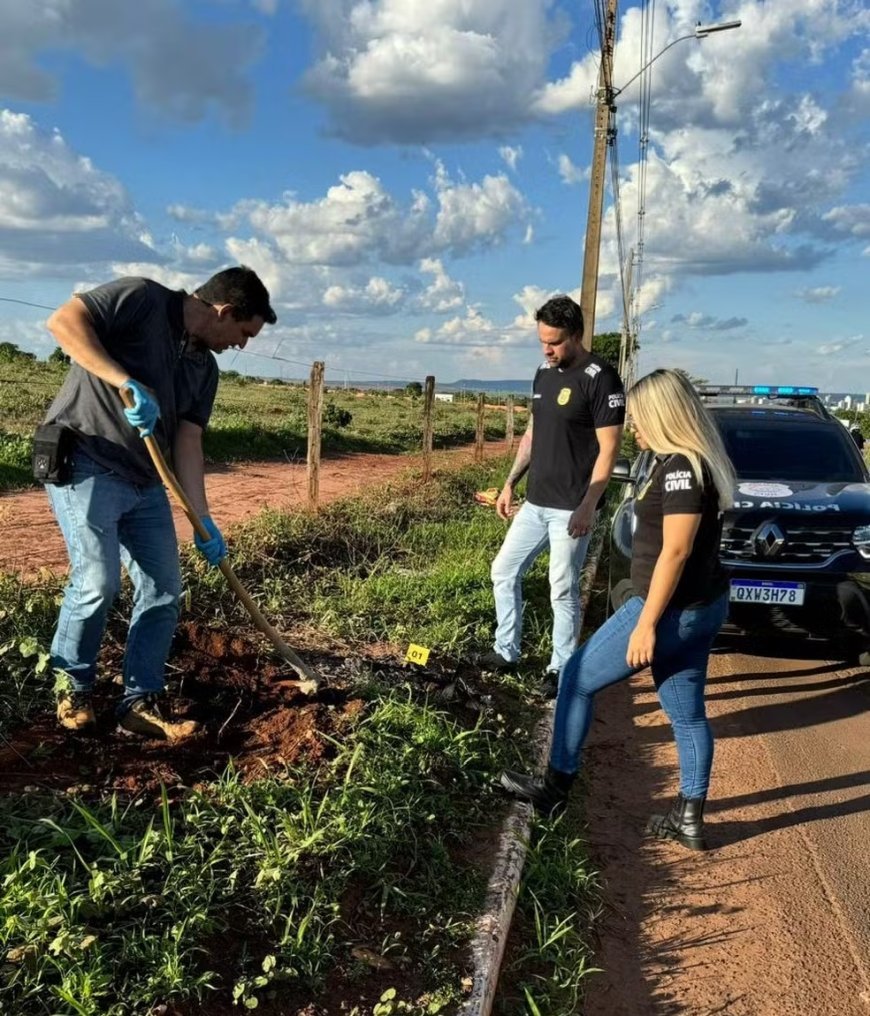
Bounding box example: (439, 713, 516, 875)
(214, 469, 552, 660)
(495, 521, 615, 1014)
(0, 461, 603, 1015)
(0, 355, 512, 489)
(1, 697, 499, 1015)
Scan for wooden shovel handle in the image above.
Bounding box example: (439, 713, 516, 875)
(119, 385, 320, 690)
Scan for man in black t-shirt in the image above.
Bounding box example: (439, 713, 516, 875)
(483, 295, 625, 683)
(42, 267, 276, 739)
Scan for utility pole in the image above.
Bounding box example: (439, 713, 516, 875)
(579, 12, 741, 355)
(580, 0, 618, 351)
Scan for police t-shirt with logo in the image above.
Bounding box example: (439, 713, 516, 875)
(526, 352, 625, 510)
(630, 453, 726, 609)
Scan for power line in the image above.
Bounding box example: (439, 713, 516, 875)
(0, 294, 438, 386)
(632, 0, 657, 347)
(0, 297, 56, 312)
(231, 347, 423, 385)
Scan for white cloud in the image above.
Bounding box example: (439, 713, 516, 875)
(849, 48, 870, 115)
(228, 163, 529, 271)
(597, 107, 843, 285)
(99, 264, 204, 292)
(795, 285, 841, 303)
(299, 0, 566, 142)
(433, 306, 496, 342)
(431, 162, 528, 255)
(533, 59, 597, 117)
(174, 241, 219, 265)
(167, 204, 213, 224)
(0, 109, 156, 278)
(224, 235, 306, 302)
(822, 205, 870, 239)
(671, 312, 749, 331)
(0, 0, 263, 126)
(417, 258, 464, 312)
(539, 1, 870, 310)
(322, 276, 405, 313)
(415, 303, 528, 347)
(499, 146, 523, 171)
(817, 335, 864, 356)
(556, 153, 588, 186)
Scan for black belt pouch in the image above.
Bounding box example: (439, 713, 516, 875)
(32, 424, 75, 484)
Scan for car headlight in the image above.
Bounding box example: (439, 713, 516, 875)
(852, 525, 870, 559)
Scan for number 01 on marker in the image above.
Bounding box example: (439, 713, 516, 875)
(405, 644, 431, 666)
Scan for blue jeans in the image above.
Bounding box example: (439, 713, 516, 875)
(491, 501, 594, 673)
(550, 593, 728, 798)
(46, 452, 181, 715)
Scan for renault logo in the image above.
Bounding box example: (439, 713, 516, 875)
(754, 521, 785, 558)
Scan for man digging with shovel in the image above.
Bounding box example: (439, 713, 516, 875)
(38, 267, 276, 740)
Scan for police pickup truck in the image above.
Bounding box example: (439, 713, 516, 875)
(610, 385, 870, 656)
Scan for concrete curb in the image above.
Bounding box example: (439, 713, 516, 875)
(460, 524, 608, 1016)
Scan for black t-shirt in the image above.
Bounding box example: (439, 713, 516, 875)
(526, 353, 625, 510)
(44, 278, 219, 485)
(630, 453, 726, 609)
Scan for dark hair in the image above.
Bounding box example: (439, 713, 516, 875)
(534, 294, 584, 339)
(195, 266, 277, 325)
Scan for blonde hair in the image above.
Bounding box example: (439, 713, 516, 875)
(628, 369, 735, 511)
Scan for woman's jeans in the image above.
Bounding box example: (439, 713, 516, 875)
(491, 501, 594, 673)
(550, 593, 728, 798)
(46, 452, 181, 716)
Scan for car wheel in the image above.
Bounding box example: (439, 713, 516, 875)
(610, 579, 635, 613)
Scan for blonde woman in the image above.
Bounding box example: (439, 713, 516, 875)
(501, 369, 735, 851)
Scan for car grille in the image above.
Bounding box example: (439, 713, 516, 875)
(721, 522, 853, 564)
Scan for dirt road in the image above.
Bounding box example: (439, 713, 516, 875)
(583, 643, 870, 1016)
(0, 444, 505, 576)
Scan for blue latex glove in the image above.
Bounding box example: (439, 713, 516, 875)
(194, 515, 227, 567)
(122, 379, 160, 437)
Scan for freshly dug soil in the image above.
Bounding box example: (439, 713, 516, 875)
(0, 621, 375, 797)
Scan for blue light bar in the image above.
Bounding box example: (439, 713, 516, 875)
(751, 385, 818, 396)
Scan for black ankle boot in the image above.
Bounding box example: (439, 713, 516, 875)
(647, 793, 707, 851)
(500, 765, 575, 816)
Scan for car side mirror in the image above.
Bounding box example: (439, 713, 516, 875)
(611, 457, 634, 484)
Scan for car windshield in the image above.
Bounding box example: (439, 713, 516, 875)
(715, 415, 865, 483)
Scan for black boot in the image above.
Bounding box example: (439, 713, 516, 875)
(647, 793, 707, 851)
(500, 765, 575, 817)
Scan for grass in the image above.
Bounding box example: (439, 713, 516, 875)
(494, 521, 616, 1015)
(0, 459, 605, 1014)
(182, 464, 556, 664)
(1, 694, 504, 1015)
(0, 360, 514, 488)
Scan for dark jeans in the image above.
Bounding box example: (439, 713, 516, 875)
(550, 593, 728, 798)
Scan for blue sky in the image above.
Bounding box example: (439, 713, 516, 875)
(0, 0, 868, 389)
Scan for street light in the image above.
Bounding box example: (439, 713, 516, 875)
(580, 15, 742, 350)
(613, 21, 743, 98)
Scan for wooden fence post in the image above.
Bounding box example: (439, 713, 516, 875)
(475, 392, 486, 463)
(505, 396, 514, 452)
(307, 360, 325, 510)
(422, 375, 435, 482)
